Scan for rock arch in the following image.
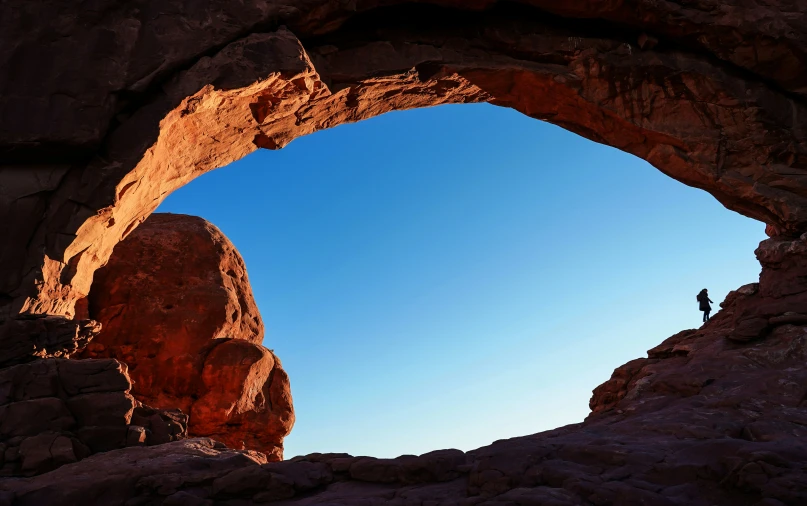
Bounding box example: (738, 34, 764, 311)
(1, 0, 806, 321)
(2, 3, 807, 503)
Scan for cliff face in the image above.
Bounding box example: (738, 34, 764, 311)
(2, 235, 807, 504)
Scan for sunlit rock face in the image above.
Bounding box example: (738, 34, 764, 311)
(0, 0, 805, 319)
(80, 213, 294, 460)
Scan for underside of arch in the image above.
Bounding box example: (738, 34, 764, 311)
(0, 1, 805, 319)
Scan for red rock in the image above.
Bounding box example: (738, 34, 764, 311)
(130, 405, 189, 447)
(19, 433, 79, 475)
(81, 213, 294, 458)
(1, 270, 807, 504)
(126, 426, 147, 447)
(0, 1, 806, 503)
(191, 339, 294, 460)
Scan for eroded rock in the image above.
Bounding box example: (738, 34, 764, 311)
(129, 405, 189, 447)
(0, 316, 99, 368)
(0, 358, 133, 476)
(81, 213, 294, 458)
(191, 338, 293, 460)
(0, 356, 187, 478)
(0, 1, 806, 503)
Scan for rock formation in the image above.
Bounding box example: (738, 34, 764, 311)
(3, 235, 807, 503)
(0, 0, 807, 504)
(80, 213, 294, 459)
(0, 316, 99, 369)
(0, 0, 806, 318)
(0, 357, 186, 478)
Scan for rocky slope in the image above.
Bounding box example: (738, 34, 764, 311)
(80, 213, 294, 459)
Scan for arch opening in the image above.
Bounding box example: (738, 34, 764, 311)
(83, 102, 767, 459)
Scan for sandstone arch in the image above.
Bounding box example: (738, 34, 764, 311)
(2, 3, 807, 503)
(1, 1, 806, 321)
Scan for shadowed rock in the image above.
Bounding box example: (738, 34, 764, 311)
(0, 316, 100, 368)
(0, 358, 132, 476)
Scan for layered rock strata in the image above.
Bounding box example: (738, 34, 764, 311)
(0, 1, 806, 319)
(0, 313, 187, 477)
(0, 358, 186, 478)
(80, 213, 294, 459)
(0, 316, 99, 369)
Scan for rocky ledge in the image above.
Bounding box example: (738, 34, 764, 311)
(0, 233, 806, 504)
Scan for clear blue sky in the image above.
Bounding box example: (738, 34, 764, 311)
(157, 103, 765, 459)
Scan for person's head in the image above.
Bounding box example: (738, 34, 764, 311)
(701, 288, 708, 293)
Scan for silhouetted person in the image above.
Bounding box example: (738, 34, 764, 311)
(697, 288, 713, 322)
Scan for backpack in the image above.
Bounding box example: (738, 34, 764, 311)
(696, 292, 704, 303)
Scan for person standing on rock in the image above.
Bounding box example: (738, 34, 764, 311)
(697, 289, 714, 322)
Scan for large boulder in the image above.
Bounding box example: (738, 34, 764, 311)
(80, 213, 294, 459)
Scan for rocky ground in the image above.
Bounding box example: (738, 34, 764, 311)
(0, 230, 805, 504)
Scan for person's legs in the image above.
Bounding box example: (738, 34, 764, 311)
(705, 311, 711, 321)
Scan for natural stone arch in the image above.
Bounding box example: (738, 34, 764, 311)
(1, 1, 806, 319)
(2, 3, 807, 502)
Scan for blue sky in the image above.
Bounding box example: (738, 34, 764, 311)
(157, 103, 766, 459)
